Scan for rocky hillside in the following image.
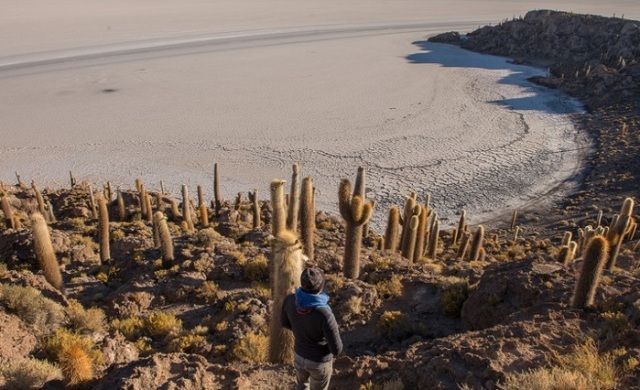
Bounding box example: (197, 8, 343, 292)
(0, 10, 640, 390)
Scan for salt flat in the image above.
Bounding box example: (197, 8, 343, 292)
(1, 1, 638, 230)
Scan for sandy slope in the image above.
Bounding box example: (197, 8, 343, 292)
(1, 1, 638, 231)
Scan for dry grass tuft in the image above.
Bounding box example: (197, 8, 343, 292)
(243, 255, 269, 281)
(144, 312, 183, 339)
(498, 339, 619, 390)
(66, 300, 105, 332)
(229, 332, 268, 363)
(0, 283, 65, 333)
(439, 277, 469, 318)
(0, 357, 62, 389)
(375, 274, 403, 300)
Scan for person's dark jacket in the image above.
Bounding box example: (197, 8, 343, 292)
(281, 293, 343, 363)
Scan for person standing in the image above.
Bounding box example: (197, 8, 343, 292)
(281, 267, 343, 390)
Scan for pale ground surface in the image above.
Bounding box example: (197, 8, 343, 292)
(1, 1, 639, 231)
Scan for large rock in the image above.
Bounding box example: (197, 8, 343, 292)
(461, 259, 573, 331)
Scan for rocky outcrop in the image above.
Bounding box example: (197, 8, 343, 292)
(430, 10, 640, 108)
(95, 353, 241, 390)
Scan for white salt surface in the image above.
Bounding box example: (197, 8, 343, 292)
(1, 1, 638, 231)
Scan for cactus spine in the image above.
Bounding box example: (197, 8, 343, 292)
(154, 211, 174, 268)
(384, 206, 400, 251)
(339, 178, 373, 279)
(269, 230, 303, 364)
(214, 163, 222, 217)
(299, 177, 315, 261)
(270, 179, 287, 237)
(97, 195, 110, 264)
(572, 236, 609, 308)
(470, 225, 485, 261)
(31, 213, 63, 292)
(510, 209, 517, 230)
(286, 163, 300, 232)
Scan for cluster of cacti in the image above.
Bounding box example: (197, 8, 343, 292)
(268, 230, 303, 364)
(605, 197, 635, 270)
(557, 231, 578, 265)
(400, 196, 421, 260)
(338, 168, 374, 279)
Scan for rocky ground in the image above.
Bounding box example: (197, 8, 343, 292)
(1, 9, 640, 390)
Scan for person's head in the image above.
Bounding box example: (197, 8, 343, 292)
(300, 267, 325, 294)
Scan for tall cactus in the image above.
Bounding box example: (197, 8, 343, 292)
(426, 219, 440, 258)
(414, 205, 428, 262)
(384, 206, 400, 251)
(199, 204, 209, 228)
(455, 210, 466, 244)
(469, 225, 485, 261)
(117, 190, 126, 222)
(572, 236, 609, 309)
(269, 230, 303, 364)
(339, 179, 374, 279)
(1, 194, 15, 230)
(32, 181, 48, 222)
(286, 163, 300, 232)
(401, 215, 419, 261)
(213, 163, 222, 217)
(248, 189, 261, 229)
(154, 211, 174, 268)
(31, 213, 63, 292)
(88, 185, 98, 219)
(270, 179, 287, 237)
(182, 184, 194, 231)
(299, 177, 315, 261)
(144, 193, 153, 223)
(97, 194, 110, 264)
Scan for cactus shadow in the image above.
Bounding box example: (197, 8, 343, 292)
(405, 41, 582, 115)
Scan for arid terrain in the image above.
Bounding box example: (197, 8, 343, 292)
(1, 6, 640, 390)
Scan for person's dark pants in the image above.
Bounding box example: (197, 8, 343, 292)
(294, 353, 333, 390)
